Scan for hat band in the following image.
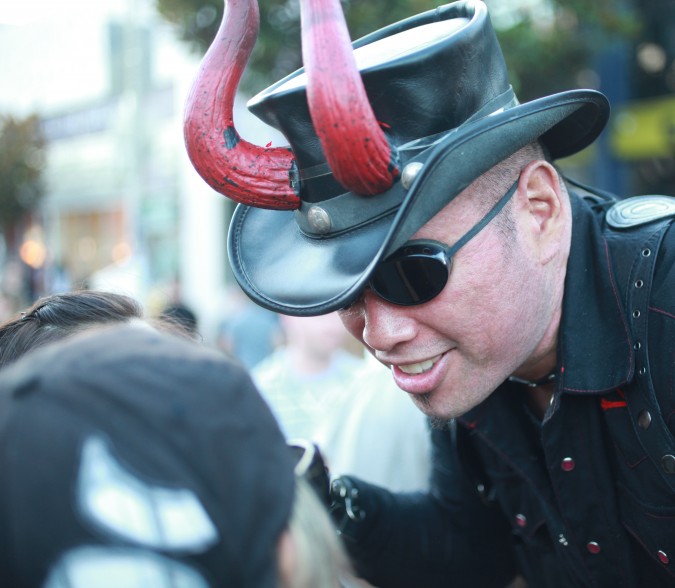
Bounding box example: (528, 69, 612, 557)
(294, 88, 518, 237)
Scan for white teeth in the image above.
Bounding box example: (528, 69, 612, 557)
(398, 355, 441, 375)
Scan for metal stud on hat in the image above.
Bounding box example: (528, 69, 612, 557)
(401, 162, 424, 190)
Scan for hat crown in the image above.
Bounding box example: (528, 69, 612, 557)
(249, 1, 510, 203)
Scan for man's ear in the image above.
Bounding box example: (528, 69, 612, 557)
(517, 160, 565, 263)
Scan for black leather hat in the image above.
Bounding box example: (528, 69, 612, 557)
(185, 0, 609, 316)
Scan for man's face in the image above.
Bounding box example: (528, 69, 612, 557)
(339, 181, 558, 420)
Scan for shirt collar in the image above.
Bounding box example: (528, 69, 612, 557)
(556, 192, 633, 395)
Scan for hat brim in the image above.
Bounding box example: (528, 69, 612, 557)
(228, 90, 608, 316)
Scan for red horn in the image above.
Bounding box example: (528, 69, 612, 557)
(184, 0, 300, 210)
(300, 0, 400, 196)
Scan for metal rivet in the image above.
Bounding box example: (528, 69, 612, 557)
(634, 341, 642, 350)
(661, 454, 675, 474)
(638, 367, 647, 376)
(561, 457, 576, 472)
(642, 248, 651, 257)
(586, 541, 601, 554)
(633, 309, 641, 319)
(658, 550, 670, 565)
(401, 162, 424, 190)
(638, 410, 652, 430)
(515, 514, 527, 528)
(307, 206, 332, 234)
(634, 279, 644, 288)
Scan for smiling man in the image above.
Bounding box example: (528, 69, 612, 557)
(338, 143, 568, 422)
(184, 1, 675, 586)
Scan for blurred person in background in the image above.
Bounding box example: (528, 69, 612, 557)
(252, 312, 365, 441)
(216, 286, 283, 370)
(314, 353, 432, 493)
(253, 312, 431, 492)
(0, 324, 358, 588)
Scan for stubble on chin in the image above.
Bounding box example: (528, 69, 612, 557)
(414, 391, 432, 412)
(412, 392, 451, 429)
(412, 392, 461, 429)
(428, 415, 451, 430)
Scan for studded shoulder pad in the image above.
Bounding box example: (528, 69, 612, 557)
(606, 195, 675, 230)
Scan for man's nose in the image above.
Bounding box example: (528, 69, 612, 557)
(361, 290, 417, 353)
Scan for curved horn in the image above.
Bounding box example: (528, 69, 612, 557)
(300, 0, 400, 196)
(184, 0, 300, 210)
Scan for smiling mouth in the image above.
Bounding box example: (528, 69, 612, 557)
(397, 354, 443, 375)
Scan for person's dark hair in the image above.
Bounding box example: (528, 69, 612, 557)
(0, 291, 144, 368)
(159, 303, 199, 336)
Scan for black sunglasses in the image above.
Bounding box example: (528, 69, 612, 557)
(369, 178, 519, 306)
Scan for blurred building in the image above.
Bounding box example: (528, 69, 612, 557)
(0, 0, 282, 339)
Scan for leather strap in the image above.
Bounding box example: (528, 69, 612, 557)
(606, 217, 675, 491)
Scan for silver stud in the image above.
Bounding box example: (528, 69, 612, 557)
(401, 162, 424, 190)
(638, 410, 652, 429)
(307, 206, 332, 234)
(661, 454, 675, 474)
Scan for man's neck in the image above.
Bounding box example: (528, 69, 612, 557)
(511, 317, 560, 421)
(526, 382, 555, 420)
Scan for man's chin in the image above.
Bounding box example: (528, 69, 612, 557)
(410, 391, 456, 423)
(409, 389, 474, 424)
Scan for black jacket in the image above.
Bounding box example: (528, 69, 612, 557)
(335, 191, 675, 587)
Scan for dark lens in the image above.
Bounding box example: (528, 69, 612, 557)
(371, 248, 449, 305)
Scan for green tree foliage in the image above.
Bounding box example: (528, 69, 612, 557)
(0, 115, 45, 247)
(496, 1, 640, 100)
(155, 0, 641, 100)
